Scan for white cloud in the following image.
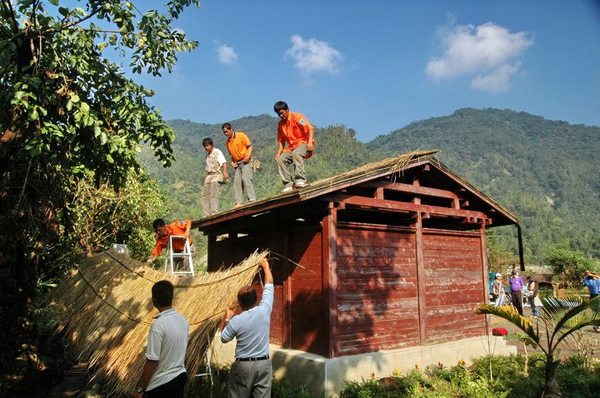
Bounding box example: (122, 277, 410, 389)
(471, 62, 521, 93)
(426, 22, 534, 92)
(216, 43, 238, 66)
(285, 35, 343, 76)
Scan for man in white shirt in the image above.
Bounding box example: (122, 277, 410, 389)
(202, 137, 229, 216)
(134, 280, 189, 398)
(221, 258, 274, 398)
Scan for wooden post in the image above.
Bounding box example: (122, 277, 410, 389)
(414, 212, 427, 345)
(480, 222, 491, 335)
(282, 220, 291, 348)
(322, 203, 338, 358)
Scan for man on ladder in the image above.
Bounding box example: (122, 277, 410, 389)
(145, 219, 195, 275)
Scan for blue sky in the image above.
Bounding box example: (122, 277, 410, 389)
(134, 0, 600, 142)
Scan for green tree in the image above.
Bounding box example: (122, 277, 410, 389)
(0, 0, 198, 374)
(546, 246, 596, 289)
(476, 296, 600, 397)
(66, 171, 166, 259)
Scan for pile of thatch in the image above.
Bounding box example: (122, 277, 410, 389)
(47, 249, 266, 397)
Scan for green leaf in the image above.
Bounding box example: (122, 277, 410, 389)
(28, 109, 39, 121)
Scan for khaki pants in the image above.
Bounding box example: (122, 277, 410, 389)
(202, 180, 221, 216)
(277, 143, 307, 188)
(234, 162, 256, 204)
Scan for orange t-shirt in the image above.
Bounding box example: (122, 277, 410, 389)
(226, 132, 252, 162)
(277, 112, 314, 151)
(152, 220, 193, 256)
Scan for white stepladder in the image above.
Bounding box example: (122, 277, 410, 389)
(195, 347, 214, 390)
(163, 235, 195, 276)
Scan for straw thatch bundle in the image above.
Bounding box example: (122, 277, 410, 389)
(306, 149, 440, 191)
(47, 249, 266, 397)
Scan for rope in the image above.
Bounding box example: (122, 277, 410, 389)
(76, 266, 152, 326)
(269, 251, 317, 275)
(101, 249, 262, 288)
(76, 263, 238, 326)
(88, 250, 267, 326)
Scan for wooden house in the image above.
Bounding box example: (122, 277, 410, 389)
(193, 150, 521, 393)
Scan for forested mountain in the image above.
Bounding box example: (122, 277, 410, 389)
(368, 108, 600, 262)
(140, 108, 600, 264)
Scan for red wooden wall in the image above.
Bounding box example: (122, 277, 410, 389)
(289, 229, 326, 355)
(335, 224, 419, 356)
(421, 230, 487, 344)
(208, 224, 488, 358)
(333, 225, 486, 357)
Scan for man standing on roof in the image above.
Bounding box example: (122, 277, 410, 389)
(223, 123, 257, 208)
(220, 258, 274, 398)
(202, 137, 229, 216)
(145, 219, 195, 270)
(134, 280, 189, 398)
(274, 101, 315, 193)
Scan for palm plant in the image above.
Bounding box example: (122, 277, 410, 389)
(476, 296, 600, 398)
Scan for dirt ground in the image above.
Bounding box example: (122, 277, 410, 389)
(490, 304, 600, 358)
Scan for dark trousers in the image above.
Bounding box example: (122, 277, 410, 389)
(145, 372, 187, 398)
(511, 289, 523, 316)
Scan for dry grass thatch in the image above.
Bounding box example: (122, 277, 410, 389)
(47, 249, 266, 397)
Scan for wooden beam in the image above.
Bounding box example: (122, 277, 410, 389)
(332, 194, 489, 220)
(361, 180, 461, 200)
(412, 174, 421, 204)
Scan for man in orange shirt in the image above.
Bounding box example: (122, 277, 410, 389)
(145, 219, 195, 270)
(223, 123, 256, 207)
(274, 101, 315, 193)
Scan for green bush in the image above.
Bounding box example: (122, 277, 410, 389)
(186, 365, 319, 398)
(339, 353, 600, 398)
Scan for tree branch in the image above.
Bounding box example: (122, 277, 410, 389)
(3, 0, 20, 32)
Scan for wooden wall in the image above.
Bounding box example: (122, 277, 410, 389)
(421, 230, 487, 344)
(209, 231, 289, 347)
(333, 224, 486, 357)
(207, 225, 325, 352)
(207, 223, 487, 359)
(289, 228, 326, 355)
(335, 224, 419, 356)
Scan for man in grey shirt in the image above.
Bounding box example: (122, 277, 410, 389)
(220, 258, 274, 398)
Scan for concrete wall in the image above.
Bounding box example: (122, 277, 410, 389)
(211, 332, 517, 397)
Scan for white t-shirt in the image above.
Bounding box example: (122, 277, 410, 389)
(221, 283, 274, 358)
(145, 308, 189, 391)
(205, 148, 227, 183)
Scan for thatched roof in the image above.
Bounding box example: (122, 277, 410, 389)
(47, 249, 265, 397)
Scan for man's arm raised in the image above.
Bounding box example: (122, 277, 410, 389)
(260, 258, 273, 285)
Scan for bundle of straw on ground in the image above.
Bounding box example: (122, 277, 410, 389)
(47, 249, 267, 397)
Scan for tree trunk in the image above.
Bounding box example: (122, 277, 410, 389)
(541, 356, 562, 398)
